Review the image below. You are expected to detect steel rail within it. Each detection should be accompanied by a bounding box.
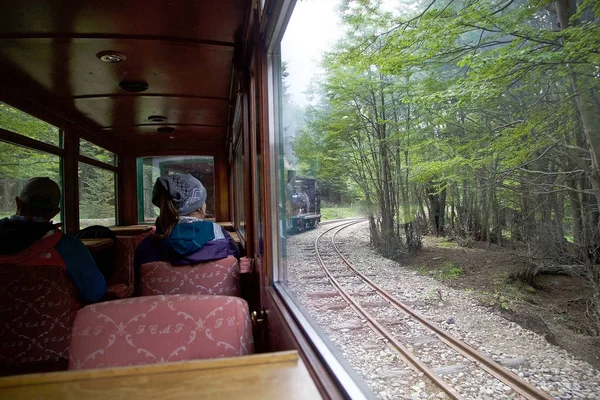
[315,220,464,400]
[330,221,554,400]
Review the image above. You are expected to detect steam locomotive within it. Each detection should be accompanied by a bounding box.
[285,171,321,234]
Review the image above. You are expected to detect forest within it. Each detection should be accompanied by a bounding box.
[291,0,600,328]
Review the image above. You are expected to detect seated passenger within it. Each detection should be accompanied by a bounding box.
[0,177,107,303]
[134,174,244,278]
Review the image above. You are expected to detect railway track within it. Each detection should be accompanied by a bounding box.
[313,219,553,400]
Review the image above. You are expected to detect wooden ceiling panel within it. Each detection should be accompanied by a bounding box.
[68,96,229,129]
[128,125,224,135]
[121,126,226,146]
[0,39,233,98]
[0,0,246,44]
[0,0,251,150]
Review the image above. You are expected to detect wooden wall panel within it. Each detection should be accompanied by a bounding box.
[118,154,138,225]
[215,155,230,223]
[62,128,79,233]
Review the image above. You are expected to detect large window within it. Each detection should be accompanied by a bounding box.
[250,74,264,256]
[80,139,116,166]
[0,102,61,147]
[232,94,246,238]
[0,104,63,224]
[274,1,341,279]
[270,0,600,398]
[78,139,117,228]
[0,103,117,231]
[234,139,246,238]
[0,141,62,223]
[78,162,116,227]
[137,156,215,223]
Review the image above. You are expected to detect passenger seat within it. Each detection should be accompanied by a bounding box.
[139,256,240,297]
[0,265,80,376]
[68,294,253,370]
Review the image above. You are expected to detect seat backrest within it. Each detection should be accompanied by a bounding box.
[108,229,154,299]
[0,265,81,376]
[69,294,254,370]
[140,256,240,297]
[71,225,117,281]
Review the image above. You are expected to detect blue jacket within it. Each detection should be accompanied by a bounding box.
[0,216,107,303]
[134,219,239,275]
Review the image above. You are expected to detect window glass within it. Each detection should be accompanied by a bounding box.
[0,102,61,147]
[137,156,215,223]
[251,76,264,256]
[276,2,335,278]
[234,138,246,238]
[78,162,115,227]
[80,139,116,166]
[0,141,62,223]
[273,0,600,398]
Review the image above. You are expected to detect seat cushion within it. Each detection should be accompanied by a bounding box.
[68,294,253,370]
[140,256,240,297]
[0,265,80,376]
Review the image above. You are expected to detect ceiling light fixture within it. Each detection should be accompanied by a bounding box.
[119,80,149,93]
[157,127,176,134]
[96,51,127,63]
[148,115,167,123]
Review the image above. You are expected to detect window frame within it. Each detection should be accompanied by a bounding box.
[0,98,120,231]
[262,1,376,398]
[0,107,65,225]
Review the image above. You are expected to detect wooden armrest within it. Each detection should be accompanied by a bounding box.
[104,284,129,300]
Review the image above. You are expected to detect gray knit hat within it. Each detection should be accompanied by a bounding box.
[152,174,207,216]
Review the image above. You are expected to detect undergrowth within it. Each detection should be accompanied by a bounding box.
[320,207,362,221]
[418,261,464,281]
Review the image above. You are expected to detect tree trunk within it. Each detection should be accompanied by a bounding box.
[556,0,600,222]
[568,179,583,247]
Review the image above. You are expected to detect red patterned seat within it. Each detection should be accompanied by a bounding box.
[140,256,240,297]
[68,294,254,370]
[0,265,81,376]
[107,229,154,299]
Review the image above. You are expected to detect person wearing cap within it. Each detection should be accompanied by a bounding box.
[134,174,249,280]
[0,177,107,303]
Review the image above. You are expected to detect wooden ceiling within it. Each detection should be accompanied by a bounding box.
[0,0,250,153]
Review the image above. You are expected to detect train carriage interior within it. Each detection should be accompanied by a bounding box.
[1,0,599,399]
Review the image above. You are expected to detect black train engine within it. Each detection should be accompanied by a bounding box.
[285,171,321,234]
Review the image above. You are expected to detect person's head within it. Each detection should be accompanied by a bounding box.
[15,177,61,221]
[151,174,207,237]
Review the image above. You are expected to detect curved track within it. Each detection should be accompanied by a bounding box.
[314,219,554,400]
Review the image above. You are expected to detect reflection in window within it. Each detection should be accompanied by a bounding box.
[234,139,246,238]
[80,139,116,166]
[137,156,215,223]
[0,141,62,223]
[79,162,115,227]
[251,77,264,256]
[0,102,61,147]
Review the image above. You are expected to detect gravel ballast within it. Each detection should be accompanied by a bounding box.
[285,221,600,400]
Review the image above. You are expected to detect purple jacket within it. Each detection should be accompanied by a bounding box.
[134,219,240,279]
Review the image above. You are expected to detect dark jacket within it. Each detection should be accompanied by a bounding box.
[0,216,107,303]
[134,219,239,274]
